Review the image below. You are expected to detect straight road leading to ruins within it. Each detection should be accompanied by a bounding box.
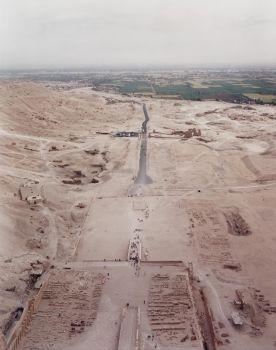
[2,82,276,350]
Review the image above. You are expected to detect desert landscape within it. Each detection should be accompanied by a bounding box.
[0,78,276,350]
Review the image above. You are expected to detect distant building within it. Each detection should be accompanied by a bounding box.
[113,131,139,137]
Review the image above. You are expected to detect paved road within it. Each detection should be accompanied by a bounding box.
[135,104,152,186]
[141,103,149,134]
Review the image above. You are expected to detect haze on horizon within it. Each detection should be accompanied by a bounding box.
[0,0,276,69]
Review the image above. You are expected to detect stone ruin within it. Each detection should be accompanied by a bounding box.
[172,128,201,139]
[19,181,43,206]
[224,211,252,236]
[148,273,202,346]
[128,234,141,264]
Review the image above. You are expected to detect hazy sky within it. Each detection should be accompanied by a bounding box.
[0,0,276,68]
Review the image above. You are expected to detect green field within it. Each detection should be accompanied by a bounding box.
[244,93,276,104]
[7,69,276,105]
[116,74,276,104]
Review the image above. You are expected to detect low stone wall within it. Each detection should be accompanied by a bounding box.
[140,260,184,266]
[6,273,50,350]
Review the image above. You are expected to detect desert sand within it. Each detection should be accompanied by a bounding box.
[0,81,276,350]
